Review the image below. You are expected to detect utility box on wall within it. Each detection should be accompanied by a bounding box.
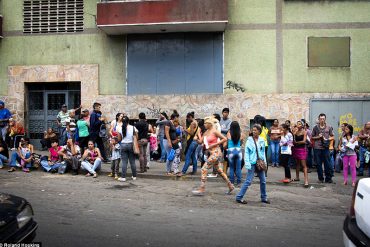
[0,15,3,38]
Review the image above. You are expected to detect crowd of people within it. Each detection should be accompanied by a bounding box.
[1,99,370,204]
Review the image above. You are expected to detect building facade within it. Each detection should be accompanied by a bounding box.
[0,0,370,144]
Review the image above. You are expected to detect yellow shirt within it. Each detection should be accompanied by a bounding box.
[260,126,269,147]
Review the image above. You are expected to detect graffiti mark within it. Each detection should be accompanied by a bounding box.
[146,104,162,119]
[338,113,362,136]
[224,81,246,93]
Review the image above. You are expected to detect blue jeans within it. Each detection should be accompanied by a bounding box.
[9,151,32,168]
[41,160,62,172]
[228,148,242,184]
[0,154,8,167]
[314,148,333,182]
[59,127,67,146]
[236,164,267,202]
[270,140,280,165]
[359,146,367,175]
[159,135,167,161]
[120,143,137,178]
[329,150,335,176]
[163,139,172,173]
[182,140,198,174]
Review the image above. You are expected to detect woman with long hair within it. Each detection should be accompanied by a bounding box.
[236,124,270,204]
[292,120,309,187]
[118,116,138,182]
[164,111,181,175]
[192,116,234,196]
[81,140,102,178]
[226,121,243,186]
[268,119,281,167]
[339,124,358,187]
[279,123,293,183]
[110,113,124,138]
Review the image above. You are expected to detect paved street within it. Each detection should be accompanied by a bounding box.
[0,167,353,247]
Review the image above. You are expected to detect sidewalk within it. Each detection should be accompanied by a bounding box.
[33,150,333,187]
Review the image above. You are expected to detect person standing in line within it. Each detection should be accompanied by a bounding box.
[305,122,313,173]
[76,109,90,153]
[156,112,169,163]
[163,111,180,175]
[226,121,243,187]
[279,124,293,183]
[109,113,124,138]
[135,112,151,173]
[0,101,12,142]
[57,104,80,146]
[339,124,358,186]
[235,124,270,204]
[179,112,201,176]
[335,123,348,173]
[268,119,281,167]
[358,122,370,177]
[117,116,137,182]
[192,116,234,196]
[89,102,107,162]
[108,136,121,180]
[292,120,309,187]
[311,113,334,183]
[220,108,232,174]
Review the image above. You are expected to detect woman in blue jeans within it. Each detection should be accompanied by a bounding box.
[236,124,270,204]
[226,121,243,186]
[118,116,137,182]
[268,119,281,167]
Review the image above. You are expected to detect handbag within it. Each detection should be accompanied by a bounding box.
[133,127,140,155]
[253,138,267,172]
[167,148,176,161]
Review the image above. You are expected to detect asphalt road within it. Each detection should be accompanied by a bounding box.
[1,170,353,247]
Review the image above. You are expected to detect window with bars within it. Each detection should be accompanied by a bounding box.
[23,0,84,34]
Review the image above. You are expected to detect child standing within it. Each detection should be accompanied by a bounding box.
[108,137,121,180]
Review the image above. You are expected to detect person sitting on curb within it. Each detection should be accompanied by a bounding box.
[0,136,9,169]
[40,139,63,173]
[59,138,81,175]
[40,128,57,151]
[8,137,34,173]
[81,140,102,178]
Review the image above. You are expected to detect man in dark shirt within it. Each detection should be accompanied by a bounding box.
[0,101,12,141]
[89,102,107,162]
[358,121,370,176]
[135,112,151,173]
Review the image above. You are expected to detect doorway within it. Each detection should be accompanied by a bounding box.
[26,82,81,149]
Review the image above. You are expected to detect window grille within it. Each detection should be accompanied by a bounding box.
[23,0,84,34]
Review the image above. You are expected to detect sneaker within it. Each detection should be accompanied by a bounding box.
[132,176,137,181]
[22,168,30,173]
[0,165,3,169]
[107,173,114,177]
[207,174,218,178]
[118,177,126,182]
[114,176,119,180]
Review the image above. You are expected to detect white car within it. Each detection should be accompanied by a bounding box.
[343,178,370,247]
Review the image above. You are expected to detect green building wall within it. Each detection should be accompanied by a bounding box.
[1,0,369,96]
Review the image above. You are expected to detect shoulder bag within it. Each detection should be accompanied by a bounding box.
[253,138,267,172]
[132,126,140,155]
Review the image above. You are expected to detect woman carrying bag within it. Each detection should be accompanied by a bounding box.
[236,124,270,204]
[118,116,138,182]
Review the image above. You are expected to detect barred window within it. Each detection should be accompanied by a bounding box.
[24,0,84,34]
